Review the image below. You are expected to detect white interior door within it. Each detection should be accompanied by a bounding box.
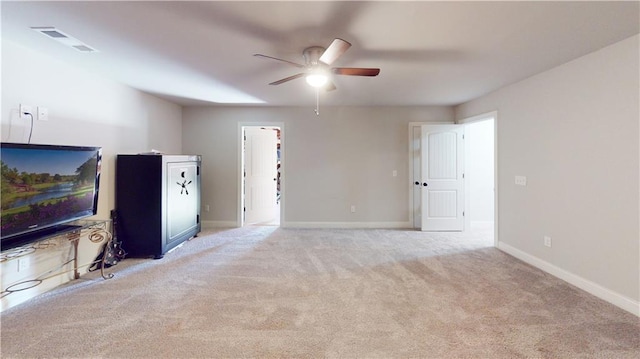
[421,125,465,231]
[244,127,278,225]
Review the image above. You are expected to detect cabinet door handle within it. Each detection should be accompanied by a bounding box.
[423,182,428,187]
[414,181,420,186]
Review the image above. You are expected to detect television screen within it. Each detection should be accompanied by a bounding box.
[1,143,102,248]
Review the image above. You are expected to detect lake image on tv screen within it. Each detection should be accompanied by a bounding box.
[1,148,99,238]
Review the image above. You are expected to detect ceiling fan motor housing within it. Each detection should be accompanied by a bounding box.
[304,46,326,66]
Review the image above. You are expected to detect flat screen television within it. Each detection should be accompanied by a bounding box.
[1,143,102,250]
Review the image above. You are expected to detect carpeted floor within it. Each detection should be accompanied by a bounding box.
[1,226,638,358]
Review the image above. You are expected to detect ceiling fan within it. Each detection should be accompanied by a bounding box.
[254,38,380,91]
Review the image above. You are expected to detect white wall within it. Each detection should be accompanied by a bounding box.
[182,106,453,228]
[456,35,639,314]
[1,40,183,310]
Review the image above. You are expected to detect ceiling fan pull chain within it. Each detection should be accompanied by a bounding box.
[315,88,320,116]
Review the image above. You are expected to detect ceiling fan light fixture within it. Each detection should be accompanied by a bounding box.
[306,73,328,88]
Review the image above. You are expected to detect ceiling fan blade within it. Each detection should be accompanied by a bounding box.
[269,73,305,85]
[254,54,305,68]
[319,38,351,65]
[332,67,380,76]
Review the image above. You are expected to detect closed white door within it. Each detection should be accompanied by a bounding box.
[244,127,278,225]
[421,125,465,231]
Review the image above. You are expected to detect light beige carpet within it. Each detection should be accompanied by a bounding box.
[1,226,638,358]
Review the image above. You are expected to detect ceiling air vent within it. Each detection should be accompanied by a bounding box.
[40,29,68,38]
[72,45,97,53]
[31,27,98,53]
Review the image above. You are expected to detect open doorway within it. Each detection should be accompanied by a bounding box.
[464,116,495,243]
[409,112,496,245]
[240,125,282,227]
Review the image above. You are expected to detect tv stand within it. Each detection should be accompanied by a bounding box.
[0,219,114,302]
[2,224,84,251]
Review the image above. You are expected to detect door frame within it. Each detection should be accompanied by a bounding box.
[408,112,498,246]
[237,122,285,227]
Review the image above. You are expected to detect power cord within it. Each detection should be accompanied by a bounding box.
[23,112,34,144]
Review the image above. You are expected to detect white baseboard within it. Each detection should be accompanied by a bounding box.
[201,220,238,229]
[202,221,413,230]
[470,220,494,226]
[282,221,412,229]
[498,241,639,317]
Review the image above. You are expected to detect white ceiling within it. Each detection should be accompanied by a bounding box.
[2,1,638,107]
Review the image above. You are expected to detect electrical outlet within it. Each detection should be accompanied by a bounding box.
[392,170,397,177]
[350,205,356,213]
[19,104,33,120]
[515,175,527,186]
[544,236,552,248]
[17,258,30,272]
[37,107,49,121]
[204,204,210,212]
